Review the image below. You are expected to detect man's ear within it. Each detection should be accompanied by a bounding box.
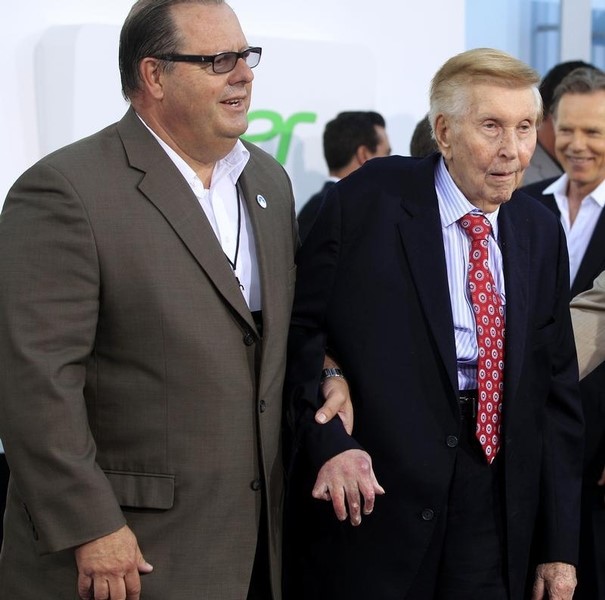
[139,57,166,100]
[434,114,452,159]
[355,144,373,166]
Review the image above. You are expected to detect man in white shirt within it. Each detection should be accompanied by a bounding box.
[522,65,605,600]
[0,1,352,599]
[523,60,595,186]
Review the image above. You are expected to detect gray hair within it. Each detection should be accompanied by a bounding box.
[551,67,605,120]
[428,48,542,138]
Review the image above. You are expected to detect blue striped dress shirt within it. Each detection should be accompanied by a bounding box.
[434,157,506,391]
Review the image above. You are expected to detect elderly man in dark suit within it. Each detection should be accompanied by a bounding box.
[0,1,348,599]
[285,48,583,600]
[522,65,605,600]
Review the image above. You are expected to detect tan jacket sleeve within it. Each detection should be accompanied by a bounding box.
[571,270,605,379]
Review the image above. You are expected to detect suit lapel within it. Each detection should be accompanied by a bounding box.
[239,168,277,334]
[396,161,458,398]
[117,109,255,331]
[541,191,605,297]
[541,193,560,219]
[238,147,296,342]
[498,198,530,405]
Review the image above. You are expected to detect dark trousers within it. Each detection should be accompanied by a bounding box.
[574,482,605,599]
[407,410,508,600]
[574,376,605,600]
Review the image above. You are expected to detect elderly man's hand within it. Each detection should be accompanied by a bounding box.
[75,525,153,600]
[312,449,385,525]
[531,562,576,600]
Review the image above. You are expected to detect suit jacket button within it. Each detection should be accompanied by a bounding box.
[243,332,255,346]
[250,479,262,491]
[446,435,458,448]
[421,508,435,521]
[259,400,267,413]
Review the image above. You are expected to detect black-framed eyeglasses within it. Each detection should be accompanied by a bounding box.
[153,46,262,74]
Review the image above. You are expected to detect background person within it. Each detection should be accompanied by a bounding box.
[522,65,605,600]
[409,112,439,157]
[297,110,390,243]
[523,60,596,185]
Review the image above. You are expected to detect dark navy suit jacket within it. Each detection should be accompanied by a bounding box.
[285,154,584,600]
[296,181,335,243]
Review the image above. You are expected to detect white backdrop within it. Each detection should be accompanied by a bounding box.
[0,1,466,210]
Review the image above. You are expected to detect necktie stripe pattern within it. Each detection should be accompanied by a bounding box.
[459,213,505,463]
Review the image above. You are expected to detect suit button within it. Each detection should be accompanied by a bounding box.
[259,400,267,413]
[243,332,255,346]
[446,435,458,448]
[421,508,435,521]
[250,479,262,491]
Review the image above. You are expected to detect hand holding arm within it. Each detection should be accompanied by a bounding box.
[315,356,353,435]
[75,525,153,600]
[531,562,576,600]
[312,449,385,526]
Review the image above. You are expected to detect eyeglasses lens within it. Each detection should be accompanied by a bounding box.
[213,49,261,74]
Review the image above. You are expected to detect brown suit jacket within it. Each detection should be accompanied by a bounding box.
[0,108,297,599]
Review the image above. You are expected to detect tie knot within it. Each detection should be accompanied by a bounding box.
[459,213,491,241]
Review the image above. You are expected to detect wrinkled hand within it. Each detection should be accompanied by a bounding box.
[313,449,385,526]
[75,524,153,600]
[531,562,576,600]
[315,376,353,435]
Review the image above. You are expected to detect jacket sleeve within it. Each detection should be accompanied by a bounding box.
[538,222,584,565]
[0,162,125,554]
[284,185,362,473]
[571,269,605,379]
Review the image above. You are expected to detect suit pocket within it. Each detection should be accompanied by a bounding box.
[104,470,175,510]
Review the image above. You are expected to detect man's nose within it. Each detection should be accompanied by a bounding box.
[498,129,519,156]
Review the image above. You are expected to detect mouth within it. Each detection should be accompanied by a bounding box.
[566,156,593,166]
[489,170,517,180]
[221,98,246,108]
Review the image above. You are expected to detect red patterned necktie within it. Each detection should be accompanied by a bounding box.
[459,213,505,463]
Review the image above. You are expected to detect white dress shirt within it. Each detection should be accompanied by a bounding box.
[435,157,506,391]
[543,173,605,287]
[139,116,261,311]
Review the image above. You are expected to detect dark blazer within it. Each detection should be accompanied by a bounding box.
[522,177,605,298]
[0,108,297,599]
[296,181,335,243]
[285,154,584,600]
[522,177,605,599]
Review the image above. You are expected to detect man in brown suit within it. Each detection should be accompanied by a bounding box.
[0,1,350,598]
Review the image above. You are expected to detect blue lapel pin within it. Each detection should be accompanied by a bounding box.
[256,194,267,209]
